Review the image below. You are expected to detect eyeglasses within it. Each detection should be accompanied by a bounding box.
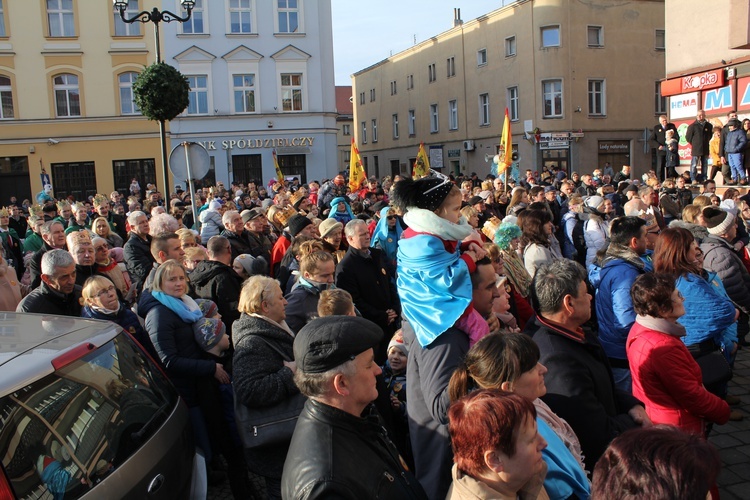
[95,246,108,252]
[96,285,116,298]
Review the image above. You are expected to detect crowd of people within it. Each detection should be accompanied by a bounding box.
[1,148,747,499]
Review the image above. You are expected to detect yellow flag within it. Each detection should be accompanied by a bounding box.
[498,108,512,174]
[349,138,365,192]
[272,149,284,184]
[413,142,430,179]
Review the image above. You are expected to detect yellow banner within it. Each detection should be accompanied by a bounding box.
[413,142,430,179]
[272,149,284,184]
[498,108,512,174]
[349,138,366,192]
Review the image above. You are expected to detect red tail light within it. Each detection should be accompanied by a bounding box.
[0,467,15,498]
[52,343,95,370]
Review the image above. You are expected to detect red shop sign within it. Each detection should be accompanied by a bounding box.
[681,69,725,92]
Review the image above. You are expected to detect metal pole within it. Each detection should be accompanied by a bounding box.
[153,22,170,197]
[184,142,199,231]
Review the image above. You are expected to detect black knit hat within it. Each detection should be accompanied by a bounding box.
[294,316,383,374]
[391,175,455,212]
[287,214,312,237]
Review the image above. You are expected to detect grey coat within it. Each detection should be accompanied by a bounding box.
[701,234,750,313]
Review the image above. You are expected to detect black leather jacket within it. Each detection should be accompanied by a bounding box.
[281,399,427,500]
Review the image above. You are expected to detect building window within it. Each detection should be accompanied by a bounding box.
[655,81,667,114]
[505,36,516,57]
[281,73,303,111]
[390,80,397,96]
[407,74,414,90]
[507,86,518,122]
[447,56,455,78]
[0,75,13,119]
[359,92,365,105]
[229,0,253,34]
[430,104,439,133]
[392,114,399,139]
[369,88,375,102]
[113,158,156,197]
[233,74,256,113]
[113,3,140,36]
[52,161,97,201]
[479,93,490,126]
[276,153,307,183]
[232,154,262,186]
[47,0,75,37]
[448,99,458,130]
[542,79,563,118]
[372,119,378,142]
[118,72,140,115]
[0,1,6,37]
[276,0,299,33]
[655,29,665,50]
[587,26,603,47]
[541,25,560,48]
[408,109,415,136]
[342,123,351,136]
[182,0,204,34]
[428,63,436,83]
[53,74,80,117]
[588,79,606,116]
[477,48,487,66]
[186,75,209,115]
[361,121,367,143]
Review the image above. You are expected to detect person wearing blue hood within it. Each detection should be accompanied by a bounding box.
[327,196,354,225]
[371,205,403,280]
[588,216,650,392]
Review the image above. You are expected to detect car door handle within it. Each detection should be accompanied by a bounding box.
[147,473,165,494]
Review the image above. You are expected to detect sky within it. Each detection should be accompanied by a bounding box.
[331,1,504,85]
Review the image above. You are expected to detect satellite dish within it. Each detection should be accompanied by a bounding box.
[169,142,210,181]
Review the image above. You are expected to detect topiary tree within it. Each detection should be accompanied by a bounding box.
[133,62,190,122]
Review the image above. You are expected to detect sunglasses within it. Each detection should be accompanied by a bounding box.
[386,215,396,220]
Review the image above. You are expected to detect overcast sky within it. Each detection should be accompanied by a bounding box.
[331,1,502,85]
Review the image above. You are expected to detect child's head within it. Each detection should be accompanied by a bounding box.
[665,129,674,138]
[195,299,221,319]
[317,288,355,317]
[391,175,462,223]
[387,330,408,372]
[193,317,230,356]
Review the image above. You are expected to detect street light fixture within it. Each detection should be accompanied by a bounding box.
[113,0,195,196]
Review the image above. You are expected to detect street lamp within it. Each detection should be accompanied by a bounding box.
[113,0,195,196]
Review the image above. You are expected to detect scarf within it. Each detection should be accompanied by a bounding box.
[500,248,532,297]
[635,314,686,337]
[91,304,121,316]
[403,208,473,241]
[152,291,203,323]
[534,398,587,474]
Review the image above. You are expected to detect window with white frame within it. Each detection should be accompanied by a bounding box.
[447,57,455,78]
[541,25,560,48]
[229,0,254,34]
[342,123,350,136]
[359,92,365,105]
[233,74,256,113]
[186,75,209,115]
[543,79,563,118]
[118,72,140,115]
[407,74,414,90]
[587,26,603,47]
[0,1,6,37]
[54,73,80,117]
[0,75,13,119]
[655,81,667,114]
[655,29,665,50]
[369,88,375,102]
[372,119,378,142]
[428,63,436,83]
[47,0,75,37]
[392,114,399,139]
[477,48,487,66]
[448,100,458,130]
[479,93,490,126]
[588,79,605,115]
[181,0,205,34]
[430,104,439,133]
[113,3,140,36]
[505,36,516,57]
[408,109,415,136]
[507,86,519,121]
[276,0,300,33]
[280,73,303,111]
[361,121,367,143]
[390,80,397,96]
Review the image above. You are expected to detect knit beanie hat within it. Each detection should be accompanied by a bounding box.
[195,298,218,318]
[387,330,408,357]
[193,317,227,356]
[318,218,343,239]
[209,200,222,211]
[234,254,268,277]
[287,214,312,237]
[703,206,736,235]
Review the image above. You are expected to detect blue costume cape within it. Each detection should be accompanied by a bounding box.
[537,418,591,500]
[327,197,354,225]
[371,206,403,265]
[397,233,472,347]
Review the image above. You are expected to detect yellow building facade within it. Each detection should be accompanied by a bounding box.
[0,0,164,204]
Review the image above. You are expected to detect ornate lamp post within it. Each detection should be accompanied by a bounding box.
[113,0,195,196]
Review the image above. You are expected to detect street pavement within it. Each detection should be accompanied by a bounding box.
[207,345,750,500]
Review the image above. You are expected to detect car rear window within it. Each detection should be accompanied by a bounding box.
[0,330,178,499]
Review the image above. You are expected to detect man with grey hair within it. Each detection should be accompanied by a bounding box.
[123,210,154,297]
[29,220,68,288]
[221,209,252,261]
[525,259,649,471]
[17,249,82,316]
[335,219,400,363]
[282,315,427,499]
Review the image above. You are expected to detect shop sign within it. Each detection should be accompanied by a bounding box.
[538,132,570,150]
[703,83,734,114]
[682,70,724,92]
[669,92,699,119]
[737,77,750,111]
[447,149,461,158]
[429,146,444,168]
[598,141,629,152]
[195,136,316,151]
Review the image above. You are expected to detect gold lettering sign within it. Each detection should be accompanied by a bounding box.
[212,137,315,151]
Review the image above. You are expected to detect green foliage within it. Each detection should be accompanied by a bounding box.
[133,62,190,122]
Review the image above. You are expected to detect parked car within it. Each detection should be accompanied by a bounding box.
[0,312,206,499]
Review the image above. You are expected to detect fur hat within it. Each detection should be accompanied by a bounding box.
[703,206,736,235]
[287,214,312,237]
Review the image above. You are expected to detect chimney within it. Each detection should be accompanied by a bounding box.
[453,8,463,27]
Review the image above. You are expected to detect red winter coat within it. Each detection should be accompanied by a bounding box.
[627,319,730,435]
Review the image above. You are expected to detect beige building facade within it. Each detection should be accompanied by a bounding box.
[0,0,163,205]
[352,0,665,181]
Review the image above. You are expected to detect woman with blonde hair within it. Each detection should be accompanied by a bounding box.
[175,227,199,249]
[92,216,123,248]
